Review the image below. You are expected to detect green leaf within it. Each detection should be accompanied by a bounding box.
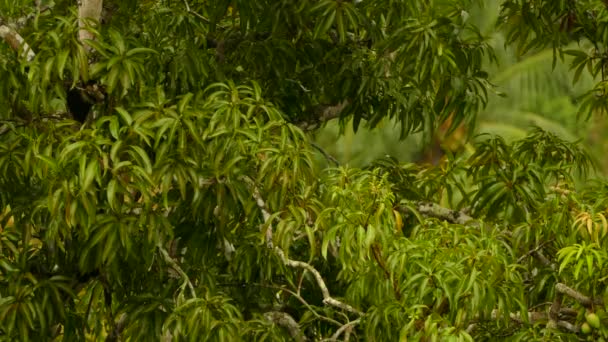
[107,178,118,211]
[106,67,120,94]
[314,8,336,39]
[125,47,158,57]
[56,49,69,79]
[336,9,346,43]
[115,107,133,126]
[178,93,194,114]
[129,145,152,174]
[81,158,99,191]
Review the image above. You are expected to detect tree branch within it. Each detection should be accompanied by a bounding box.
[555,282,603,307]
[548,287,563,328]
[532,250,554,268]
[182,0,210,23]
[245,176,364,317]
[327,319,361,342]
[220,281,347,331]
[484,308,579,333]
[482,284,603,334]
[276,249,364,316]
[250,283,343,327]
[397,201,477,226]
[105,313,127,342]
[158,245,196,298]
[297,101,350,131]
[264,311,306,342]
[78,0,103,48]
[0,25,35,61]
[516,239,555,264]
[311,142,340,166]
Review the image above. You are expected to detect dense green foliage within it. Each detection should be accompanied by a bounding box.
[2,0,608,341]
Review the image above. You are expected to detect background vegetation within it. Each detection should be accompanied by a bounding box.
[1,0,608,341]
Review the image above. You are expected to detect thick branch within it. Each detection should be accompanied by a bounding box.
[297,101,350,131]
[78,0,103,47]
[398,202,477,226]
[548,289,562,328]
[533,250,554,268]
[555,283,603,307]
[0,25,35,61]
[264,311,306,342]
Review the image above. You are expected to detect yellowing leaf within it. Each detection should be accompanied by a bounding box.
[393,209,403,233]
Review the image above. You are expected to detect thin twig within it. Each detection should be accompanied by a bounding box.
[219,282,344,327]
[158,245,196,298]
[182,0,210,22]
[311,142,340,166]
[516,238,555,264]
[326,319,361,341]
[244,176,364,317]
[258,284,343,327]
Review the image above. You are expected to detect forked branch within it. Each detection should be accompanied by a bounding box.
[245,176,364,317]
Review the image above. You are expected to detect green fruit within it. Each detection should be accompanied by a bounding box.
[586,313,601,329]
[581,322,592,334]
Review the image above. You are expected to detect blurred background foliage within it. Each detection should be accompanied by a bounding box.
[314,0,608,174]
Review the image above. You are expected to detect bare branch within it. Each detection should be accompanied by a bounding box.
[0,2,53,62]
[532,250,554,268]
[78,0,103,48]
[481,284,603,334]
[516,239,555,264]
[245,176,364,317]
[490,309,547,324]
[327,319,361,341]
[548,288,562,327]
[182,0,210,23]
[0,25,35,61]
[486,308,579,333]
[556,320,579,333]
[398,202,477,226]
[264,311,306,342]
[311,142,340,166]
[297,101,350,131]
[277,249,364,316]
[251,283,343,327]
[555,282,603,307]
[158,245,196,298]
